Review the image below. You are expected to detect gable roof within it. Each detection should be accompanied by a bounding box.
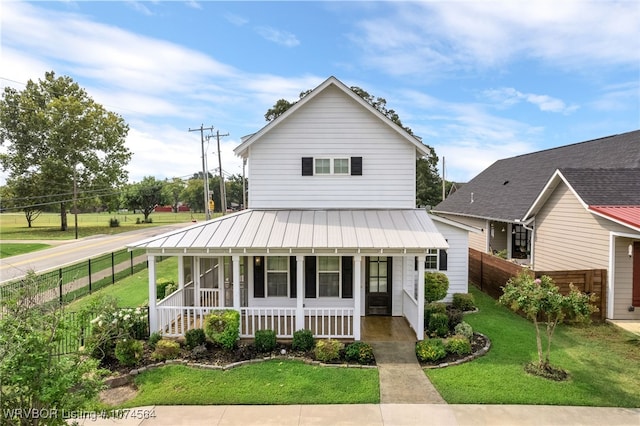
[233,76,431,158]
[433,130,640,222]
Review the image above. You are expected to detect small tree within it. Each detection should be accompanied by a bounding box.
[499,271,597,377]
[0,272,106,425]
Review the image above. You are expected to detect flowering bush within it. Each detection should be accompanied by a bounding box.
[499,271,597,374]
[416,338,446,362]
[86,304,148,361]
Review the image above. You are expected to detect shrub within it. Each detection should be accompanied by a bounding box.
[344,342,375,364]
[109,218,120,228]
[454,321,473,341]
[416,339,446,362]
[424,302,447,327]
[86,304,149,360]
[424,272,449,303]
[254,329,277,353]
[292,329,315,352]
[148,331,162,349]
[445,335,472,356]
[452,293,476,311]
[164,280,178,296]
[151,339,181,361]
[136,217,142,224]
[446,307,464,332]
[314,339,344,363]
[203,309,240,351]
[185,328,206,350]
[428,312,449,337]
[156,279,170,300]
[114,339,144,366]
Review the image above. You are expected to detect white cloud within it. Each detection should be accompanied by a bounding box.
[352,1,640,76]
[483,88,579,114]
[224,12,248,26]
[255,26,300,47]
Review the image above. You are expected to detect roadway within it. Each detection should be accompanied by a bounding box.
[0,223,191,284]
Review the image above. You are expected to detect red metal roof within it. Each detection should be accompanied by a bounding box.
[589,206,640,229]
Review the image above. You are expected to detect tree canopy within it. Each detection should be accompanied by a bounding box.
[264,84,443,207]
[0,71,131,230]
[123,176,167,222]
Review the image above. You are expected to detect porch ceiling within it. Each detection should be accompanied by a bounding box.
[127,209,449,255]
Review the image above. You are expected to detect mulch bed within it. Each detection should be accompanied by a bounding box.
[418,333,491,368]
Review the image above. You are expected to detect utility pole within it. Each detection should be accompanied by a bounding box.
[188,124,215,220]
[216,130,229,215]
[442,156,446,202]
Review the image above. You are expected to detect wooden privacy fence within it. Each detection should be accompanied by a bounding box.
[469,248,606,320]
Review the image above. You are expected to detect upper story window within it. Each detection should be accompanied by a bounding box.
[314,158,349,175]
[302,157,362,176]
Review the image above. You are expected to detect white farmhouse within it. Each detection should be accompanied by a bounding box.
[128,76,474,340]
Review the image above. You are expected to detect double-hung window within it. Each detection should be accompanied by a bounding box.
[425,249,438,270]
[266,256,288,297]
[318,256,340,297]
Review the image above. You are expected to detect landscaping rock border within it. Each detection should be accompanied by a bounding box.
[104,355,376,389]
[423,332,491,369]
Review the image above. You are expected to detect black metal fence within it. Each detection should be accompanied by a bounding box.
[0,248,149,307]
[57,307,150,356]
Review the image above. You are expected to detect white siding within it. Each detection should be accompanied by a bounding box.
[613,237,640,320]
[533,183,629,271]
[437,214,486,253]
[247,85,417,209]
[432,221,470,301]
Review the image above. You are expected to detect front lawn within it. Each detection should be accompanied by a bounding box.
[426,286,640,407]
[0,242,50,258]
[66,257,178,310]
[121,361,379,406]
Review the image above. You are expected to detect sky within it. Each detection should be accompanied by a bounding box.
[1,0,639,186]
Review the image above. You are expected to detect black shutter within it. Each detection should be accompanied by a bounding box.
[253,256,265,298]
[302,157,313,176]
[351,157,362,175]
[304,256,316,298]
[341,256,353,298]
[290,256,297,298]
[439,250,448,271]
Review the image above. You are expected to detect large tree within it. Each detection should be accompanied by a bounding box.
[0,71,131,230]
[123,176,166,222]
[264,85,443,207]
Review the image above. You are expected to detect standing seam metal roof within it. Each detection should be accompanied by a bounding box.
[127,209,449,253]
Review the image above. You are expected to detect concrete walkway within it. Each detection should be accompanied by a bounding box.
[73,404,640,425]
[371,341,445,404]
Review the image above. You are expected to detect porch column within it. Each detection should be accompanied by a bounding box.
[296,255,305,330]
[194,257,201,307]
[178,256,185,290]
[218,257,225,307]
[232,255,241,310]
[353,255,362,340]
[417,255,426,340]
[148,255,158,334]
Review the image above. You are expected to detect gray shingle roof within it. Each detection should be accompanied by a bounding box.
[433,130,640,222]
[560,168,640,206]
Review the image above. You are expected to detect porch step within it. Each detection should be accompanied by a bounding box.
[371,342,446,404]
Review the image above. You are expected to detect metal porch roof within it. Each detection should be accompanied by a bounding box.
[128,209,449,254]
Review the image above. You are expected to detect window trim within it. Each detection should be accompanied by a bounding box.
[317,256,341,298]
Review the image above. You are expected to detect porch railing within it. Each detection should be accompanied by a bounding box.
[304,308,354,338]
[240,307,297,338]
[200,288,219,307]
[153,305,354,339]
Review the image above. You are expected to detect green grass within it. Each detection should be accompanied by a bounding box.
[0,212,208,240]
[0,242,51,258]
[426,286,640,407]
[66,257,178,310]
[120,361,379,407]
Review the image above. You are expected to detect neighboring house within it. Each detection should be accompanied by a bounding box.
[128,76,474,340]
[433,130,640,320]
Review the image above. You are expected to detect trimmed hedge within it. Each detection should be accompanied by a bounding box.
[203,309,240,351]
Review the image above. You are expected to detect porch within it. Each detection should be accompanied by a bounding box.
[155,285,416,341]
